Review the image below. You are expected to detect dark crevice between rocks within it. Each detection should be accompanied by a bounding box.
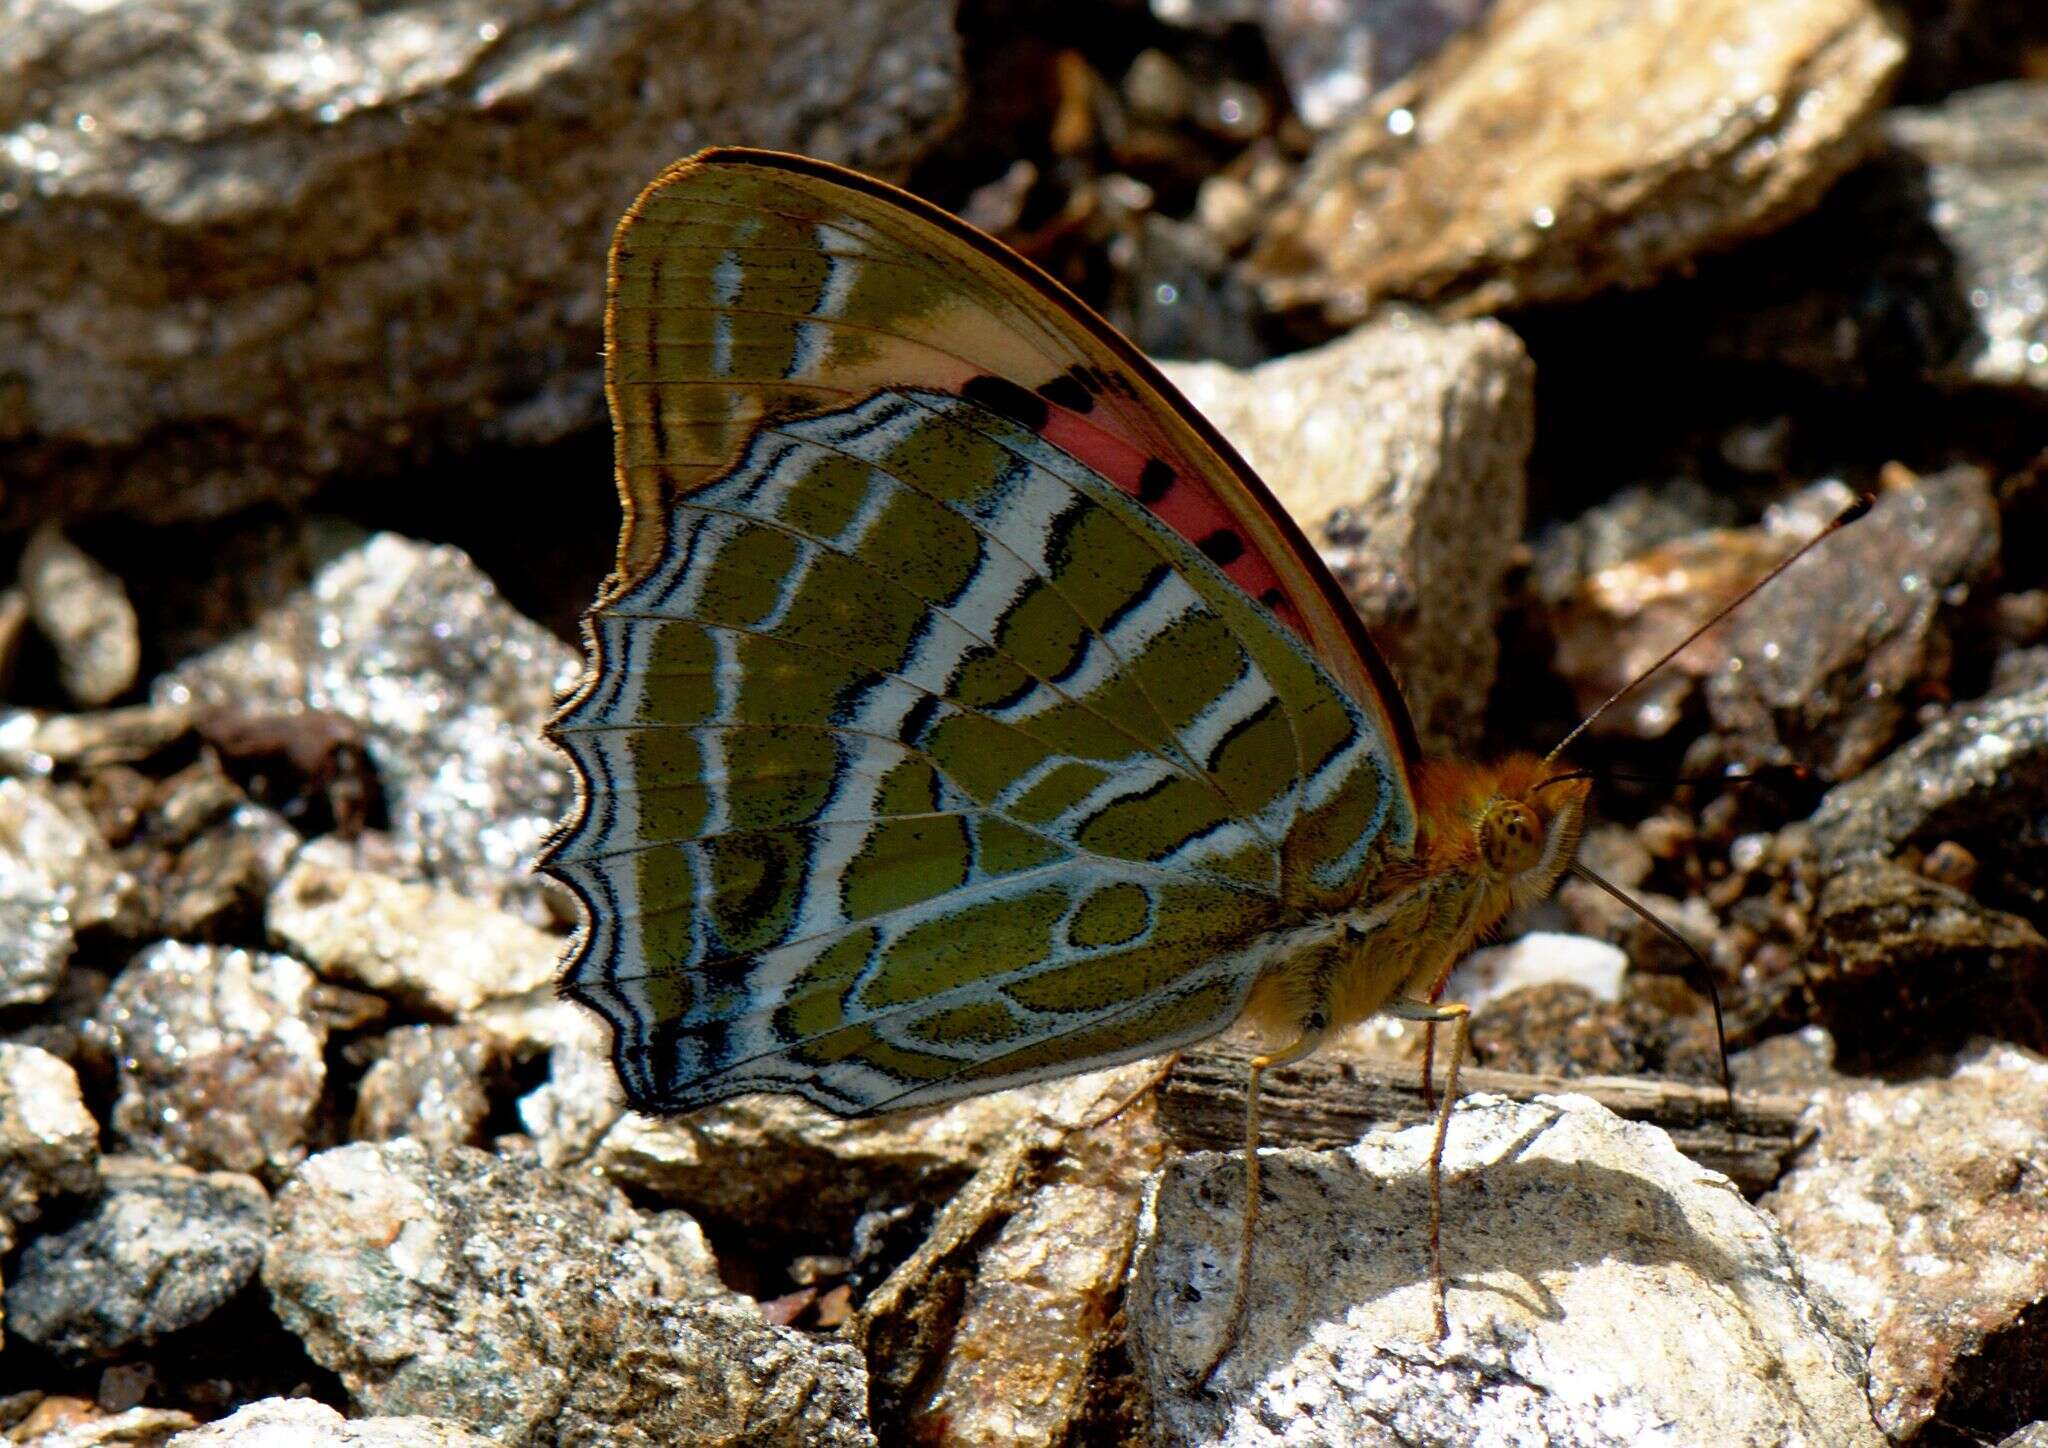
[1918,1295,2048,1448]
[0,1283,345,1428]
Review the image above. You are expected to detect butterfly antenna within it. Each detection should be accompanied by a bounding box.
[1569,863,1735,1119]
[1544,495,1873,764]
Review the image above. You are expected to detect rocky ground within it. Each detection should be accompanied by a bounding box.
[0,1,2046,1444]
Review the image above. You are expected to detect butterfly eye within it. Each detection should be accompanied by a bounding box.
[1480,801,1544,876]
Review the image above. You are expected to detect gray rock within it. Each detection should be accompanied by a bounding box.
[1763,1042,2048,1440]
[501,998,624,1167]
[91,943,328,1179]
[158,534,579,917]
[1809,676,2048,914]
[19,525,140,707]
[1250,0,1905,322]
[1704,467,2000,778]
[1806,857,2046,1070]
[265,1140,869,1446]
[151,800,301,943]
[1156,0,1493,129]
[7,1157,270,1362]
[268,858,560,1016]
[1701,82,2048,393]
[351,1026,496,1150]
[0,0,962,529]
[1160,309,1533,747]
[1129,1094,1881,1447]
[0,777,131,1007]
[165,1398,498,1446]
[1113,214,1263,367]
[1893,83,2048,390]
[1999,1427,2048,1448]
[0,1044,99,1255]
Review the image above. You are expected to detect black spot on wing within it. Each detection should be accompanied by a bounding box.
[1036,374,1095,414]
[1259,587,1285,608]
[1137,458,1175,505]
[1198,529,1245,566]
[961,375,1050,433]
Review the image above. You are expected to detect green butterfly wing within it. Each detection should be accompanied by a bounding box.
[541,153,1417,1116]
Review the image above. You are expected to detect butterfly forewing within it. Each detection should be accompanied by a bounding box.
[544,151,1418,1116]
[602,150,1417,765]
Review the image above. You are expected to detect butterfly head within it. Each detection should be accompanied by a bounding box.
[1415,754,1591,914]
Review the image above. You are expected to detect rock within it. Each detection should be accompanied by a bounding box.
[90,943,328,1179]
[0,587,30,696]
[1809,676,2048,915]
[1806,857,2047,1070]
[0,0,962,529]
[1129,1093,1881,1446]
[158,534,580,918]
[1546,511,1798,741]
[1704,467,1999,778]
[1695,82,2048,393]
[23,705,194,771]
[854,1063,1165,1447]
[1731,1023,1848,1091]
[150,800,300,943]
[1530,477,1745,609]
[351,1026,498,1151]
[1160,310,1533,746]
[2000,1427,2048,1448]
[1447,930,1628,1009]
[588,1057,1161,1243]
[20,525,141,707]
[1873,83,2048,392]
[1111,215,1264,366]
[1546,469,1998,767]
[1763,1042,2048,1440]
[0,777,130,1007]
[10,1404,197,1447]
[504,1000,626,1166]
[164,1398,498,1446]
[266,1140,870,1446]
[1155,0,1493,129]
[0,1044,100,1255]
[1249,0,1905,323]
[1468,977,1723,1082]
[268,859,559,1017]
[6,1158,271,1362]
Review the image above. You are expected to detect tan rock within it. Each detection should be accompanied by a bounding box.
[1161,310,1532,747]
[1251,0,1906,321]
[855,1063,1166,1447]
[268,858,559,1017]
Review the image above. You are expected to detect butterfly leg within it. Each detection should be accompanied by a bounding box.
[1419,1021,1438,1111]
[1386,996,1472,1341]
[1197,1022,1327,1387]
[1076,1050,1182,1132]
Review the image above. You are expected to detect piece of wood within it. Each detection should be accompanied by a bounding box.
[1157,1041,1814,1196]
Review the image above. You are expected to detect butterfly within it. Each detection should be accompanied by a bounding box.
[538,146,1593,1374]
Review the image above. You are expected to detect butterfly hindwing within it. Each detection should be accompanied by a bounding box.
[544,152,1419,1115]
